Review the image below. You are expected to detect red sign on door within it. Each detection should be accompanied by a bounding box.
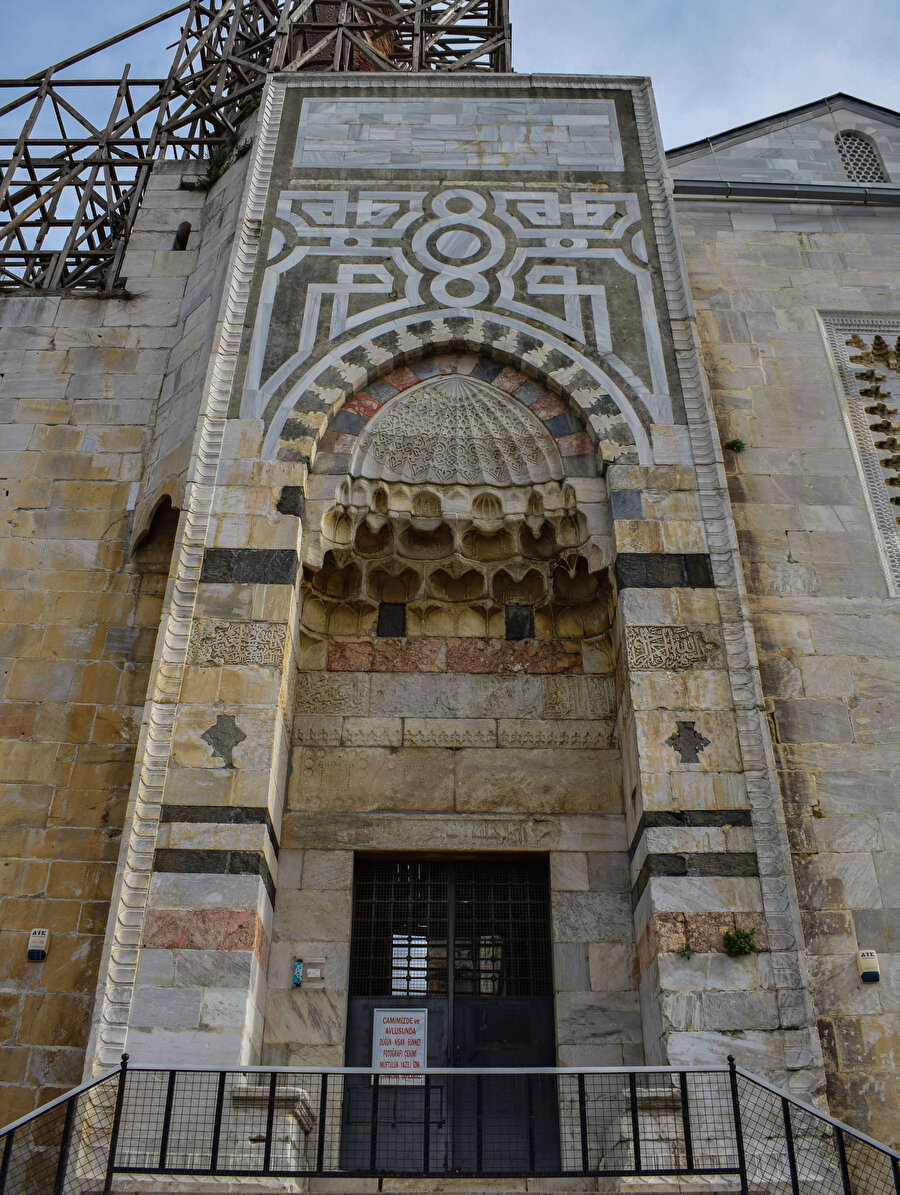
[372,1009,427,1085]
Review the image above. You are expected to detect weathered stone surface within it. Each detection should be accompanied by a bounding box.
[455,749,621,813]
[370,673,543,719]
[292,747,455,811]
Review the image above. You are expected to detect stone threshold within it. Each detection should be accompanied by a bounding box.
[110,1174,747,1194]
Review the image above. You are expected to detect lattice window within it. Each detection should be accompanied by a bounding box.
[819,312,900,595]
[834,130,889,184]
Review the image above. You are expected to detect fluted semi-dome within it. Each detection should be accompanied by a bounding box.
[349,375,566,487]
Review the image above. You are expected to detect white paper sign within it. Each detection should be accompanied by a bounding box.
[372,1009,427,1084]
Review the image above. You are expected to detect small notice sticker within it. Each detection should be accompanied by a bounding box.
[372,1009,427,1085]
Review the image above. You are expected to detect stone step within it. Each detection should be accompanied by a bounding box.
[109,1175,748,1195]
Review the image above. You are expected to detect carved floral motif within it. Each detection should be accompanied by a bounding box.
[625,624,720,671]
[188,620,287,667]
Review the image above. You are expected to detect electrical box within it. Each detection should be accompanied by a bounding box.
[857,950,880,983]
[27,929,49,961]
[303,959,325,989]
[293,957,325,989]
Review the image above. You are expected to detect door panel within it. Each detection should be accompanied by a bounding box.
[343,857,559,1175]
[452,997,559,1173]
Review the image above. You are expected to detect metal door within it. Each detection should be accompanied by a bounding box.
[342,857,559,1175]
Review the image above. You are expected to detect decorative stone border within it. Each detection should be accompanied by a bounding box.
[818,310,900,596]
[265,315,647,468]
[86,79,288,1074]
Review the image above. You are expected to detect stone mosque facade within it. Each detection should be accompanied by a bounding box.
[1,60,899,1159]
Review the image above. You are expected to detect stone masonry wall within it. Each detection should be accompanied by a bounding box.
[674,195,900,1144]
[0,153,246,1123]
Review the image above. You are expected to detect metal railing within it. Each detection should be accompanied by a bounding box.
[1,1056,898,1193]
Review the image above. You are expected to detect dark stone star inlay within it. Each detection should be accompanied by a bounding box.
[666,720,711,764]
[201,714,247,769]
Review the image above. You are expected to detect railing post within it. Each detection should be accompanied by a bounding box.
[262,1072,277,1174]
[103,1052,129,1195]
[476,1073,483,1174]
[208,1071,227,1174]
[369,1074,380,1174]
[0,1128,12,1195]
[679,1072,695,1173]
[727,1056,749,1195]
[578,1073,589,1174]
[53,1089,77,1195]
[891,1154,900,1195]
[316,1073,328,1174]
[628,1071,642,1173]
[835,1128,853,1195]
[526,1074,536,1174]
[158,1070,177,1170]
[781,1096,800,1195]
[422,1073,431,1175]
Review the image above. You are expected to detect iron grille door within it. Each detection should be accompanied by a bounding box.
[344,857,559,1175]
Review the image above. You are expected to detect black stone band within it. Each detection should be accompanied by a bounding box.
[200,548,298,585]
[159,805,279,856]
[631,851,759,908]
[627,809,753,860]
[615,553,714,589]
[153,848,276,906]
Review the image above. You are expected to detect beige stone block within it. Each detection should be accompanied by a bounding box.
[581,634,615,675]
[455,749,621,813]
[550,852,589,891]
[614,519,664,553]
[274,888,351,943]
[643,876,763,914]
[619,589,679,624]
[6,660,76,703]
[342,717,402,747]
[403,718,496,748]
[291,747,454,812]
[301,851,353,892]
[178,666,221,705]
[217,666,284,706]
[263,989,345,1049]
[588,942,636,991]
[627,673,688,711]
[33,703,95,745]
[683,670,734,710]
[662,520,708,554]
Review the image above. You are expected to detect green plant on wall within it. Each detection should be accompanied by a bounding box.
[182,139,252,193]
[722,927,756,957]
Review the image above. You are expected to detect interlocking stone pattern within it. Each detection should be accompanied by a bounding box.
[0,77,898,1154]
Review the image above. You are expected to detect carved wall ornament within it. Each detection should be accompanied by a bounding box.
[350,375,564,487]
[625,624,722,671]
[819,311,900,595]
[188,620,288,667]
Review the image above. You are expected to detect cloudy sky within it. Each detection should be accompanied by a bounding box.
[0,0,897,147]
